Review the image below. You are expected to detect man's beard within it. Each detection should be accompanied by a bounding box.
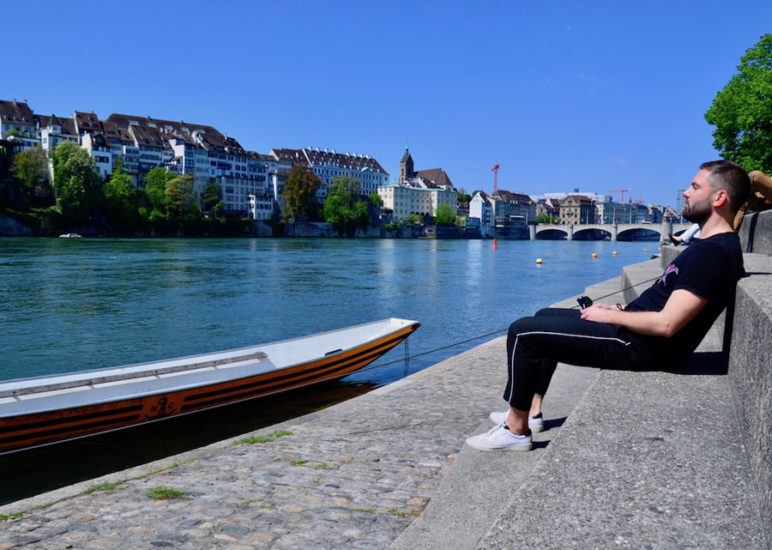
[682,195,712,224]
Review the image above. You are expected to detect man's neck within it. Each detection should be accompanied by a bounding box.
[698,214,735,239]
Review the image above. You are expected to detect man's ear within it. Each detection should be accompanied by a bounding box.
[713,189,729,207]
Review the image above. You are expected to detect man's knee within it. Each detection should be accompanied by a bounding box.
[508,317,526,338]
[508,316,536,343]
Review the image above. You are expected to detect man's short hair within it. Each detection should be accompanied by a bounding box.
[700,160,751,213]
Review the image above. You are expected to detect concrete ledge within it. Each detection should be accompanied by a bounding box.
[728,253,772,542]
[478,327,764,549]
[475,252,768,548]
[660,243,681,269]
[739,209,772,255]
[654,227,772,544]
[621,258,662,303]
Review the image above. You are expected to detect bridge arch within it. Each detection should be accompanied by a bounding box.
[572,228,612,241]
[534,228,568,240]
[616,227,661,241]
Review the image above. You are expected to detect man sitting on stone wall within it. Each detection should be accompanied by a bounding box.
[467,160,750,451]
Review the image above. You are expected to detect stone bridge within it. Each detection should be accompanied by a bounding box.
[529,221,691,242]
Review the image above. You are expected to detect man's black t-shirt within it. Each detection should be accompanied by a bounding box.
[625,232,744,360]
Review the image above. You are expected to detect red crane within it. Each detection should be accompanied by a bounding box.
[492,161,500,192]
[609,188,629,203]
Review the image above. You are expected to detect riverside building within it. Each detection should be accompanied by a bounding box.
[0,98,287,219]
[490,189,536,224]
[270,147,389,203]
[378,147,458,223]
[469,191,494,237]
[0,100,38,150]
[38,115,78,153]
[559,194,595,224]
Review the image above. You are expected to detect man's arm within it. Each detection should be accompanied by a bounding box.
[580,289,707,338]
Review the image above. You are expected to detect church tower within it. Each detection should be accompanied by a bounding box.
[399,145,414,184]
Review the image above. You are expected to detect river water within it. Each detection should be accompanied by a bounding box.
[1,236,661,502]
[0,236,659,384]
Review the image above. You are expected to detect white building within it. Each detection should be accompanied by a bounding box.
[38,115,78,153]
[381,146,458,222]
[378,184,457,222]
[469,191,494,237]
[0,100,39,150]
[103,113,278,216]
[81,132,114,179]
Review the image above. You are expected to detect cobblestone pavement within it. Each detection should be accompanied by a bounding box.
[0,339,506,549]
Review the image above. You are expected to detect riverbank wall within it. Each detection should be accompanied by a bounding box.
[0,214,651,241]
[730,210,772,541]
[1,212,770,548]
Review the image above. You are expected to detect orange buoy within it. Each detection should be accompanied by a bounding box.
[536,258,543,264]
[613,251,618,256]
[591,253,598,259]
[493,238,497,250]
[643,248,648,253]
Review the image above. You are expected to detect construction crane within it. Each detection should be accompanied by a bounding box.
[609,188,629,203]
[492,161,500,193]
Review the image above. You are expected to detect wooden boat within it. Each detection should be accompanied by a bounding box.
[0,318,419,455]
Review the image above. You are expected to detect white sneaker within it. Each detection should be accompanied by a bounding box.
[489,411,544,433]
[466,424,532,452]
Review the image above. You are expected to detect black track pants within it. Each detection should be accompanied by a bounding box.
[503,308,652,411]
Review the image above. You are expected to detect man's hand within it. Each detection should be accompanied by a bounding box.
[580,303,618,323]
[579,290,708,338]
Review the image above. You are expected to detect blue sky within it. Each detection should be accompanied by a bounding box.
[4,0,771,207]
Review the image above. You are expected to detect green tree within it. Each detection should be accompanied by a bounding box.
[457,188,473,204]
[434,203,456,225]
[104,158,138,233]
[368,192,382,207]
[705,34,772,173]
[51,141,78,180]
[142,167,175,219]
[283,164,321,220]
[11,145,49,204]
[201,178,224,217]
[323,176,369,236]
[407,213,422,225]
[52,141,103,223]
[164,174,198,220]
